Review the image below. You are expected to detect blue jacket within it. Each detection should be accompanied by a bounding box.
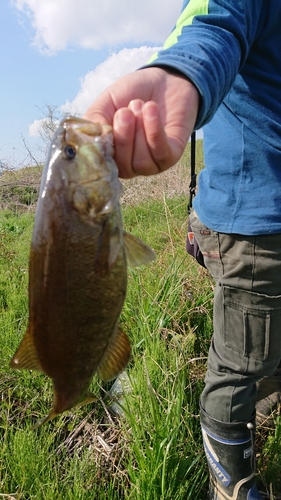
[147,0,281,235]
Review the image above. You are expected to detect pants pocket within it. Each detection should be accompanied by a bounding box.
[189,211,222,281]
[223,285,281,362]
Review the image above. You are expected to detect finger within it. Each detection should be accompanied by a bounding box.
[142,102,174,171]
[128,100,160,176]
[83,96,116,126]
[128,100,175,175]
[113,108,136,178]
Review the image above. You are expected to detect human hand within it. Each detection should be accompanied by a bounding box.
[83,67,199,178]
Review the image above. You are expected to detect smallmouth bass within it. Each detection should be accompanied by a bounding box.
[10,117,155,428]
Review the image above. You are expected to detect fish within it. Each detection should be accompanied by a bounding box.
[10,117,155,428]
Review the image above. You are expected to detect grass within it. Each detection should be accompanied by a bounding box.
[0,141,280,499]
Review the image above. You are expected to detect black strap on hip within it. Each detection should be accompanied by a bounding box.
[187,131,196,215]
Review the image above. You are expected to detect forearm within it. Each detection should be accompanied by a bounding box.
[144,0,264,128]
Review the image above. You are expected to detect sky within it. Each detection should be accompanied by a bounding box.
[0,0,184,168]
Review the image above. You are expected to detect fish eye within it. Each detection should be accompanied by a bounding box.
[64,145,76,160]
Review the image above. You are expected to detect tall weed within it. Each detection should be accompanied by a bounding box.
[0,165,280,498]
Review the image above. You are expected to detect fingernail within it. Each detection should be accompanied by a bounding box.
[114,109,132,129]
[115,115,126,129]
[128,99,143,114]
[144,102,158,121]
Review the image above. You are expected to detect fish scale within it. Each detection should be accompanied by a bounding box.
[10,117,155,428]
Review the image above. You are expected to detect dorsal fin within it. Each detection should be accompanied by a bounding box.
[97,326,131,382]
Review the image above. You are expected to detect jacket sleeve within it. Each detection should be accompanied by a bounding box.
[145,0,264,129]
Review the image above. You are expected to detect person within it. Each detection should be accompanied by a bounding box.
[84,1,281,498]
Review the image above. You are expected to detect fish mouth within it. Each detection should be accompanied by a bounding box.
[63,116,112,138]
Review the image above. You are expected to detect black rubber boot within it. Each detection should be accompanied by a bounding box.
[200,405,262,500]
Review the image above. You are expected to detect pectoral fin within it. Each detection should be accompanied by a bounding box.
[109,231,122,266]
[97,327,131,382]
[10,328,43,372]
[123,231,156,267]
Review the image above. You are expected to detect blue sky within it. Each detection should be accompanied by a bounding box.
[0,0,184,168]
[0,2,107,166]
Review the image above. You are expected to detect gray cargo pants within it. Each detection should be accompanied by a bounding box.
[189,211,281,422]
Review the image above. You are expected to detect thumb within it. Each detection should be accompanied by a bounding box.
[83,94,116,126]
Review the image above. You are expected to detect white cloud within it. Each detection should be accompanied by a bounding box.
[29,118,44,137]
[29,117,60,138]
[28,46,159,136]
[61,46,161,115]
[12,0,182,54]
